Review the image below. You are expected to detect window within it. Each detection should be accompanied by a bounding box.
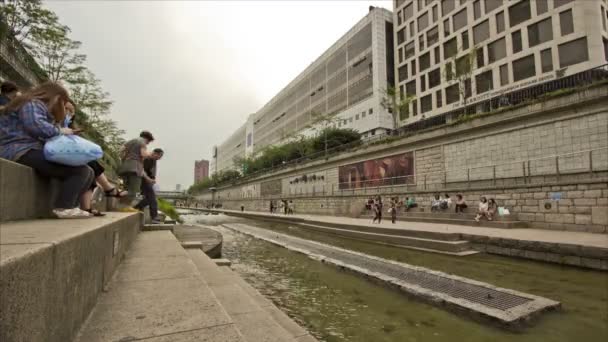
[528,18,553,47]
[554,0,574,8]
[436,90,443,108]
[464,79,472,99]
[474,1,482,20]
[558,37,589,68]
[404,3,414,21]
[445,84,459,104]
[399,65,408,81]
[427,26,439,46]
[444,18,450,36]
[512,54,536,81]
[421,94,433,113]
[444,37,457,59]
[560,10,574,36]
[536,0,548,14]
[397,28,405,45]
[473,20,490,44]
[496,11,505,33]
[419,35,425,50]
[453,8,468,32]
[488,37,506,63]
[462,31,470,50]
[410,21,416,37]
[512,30,522,53]
[406,80,417,96]
[412,100,418,116]
[399,47,404,63]
[456,55,472,76]
[412,59,417,76]
[485,0,503,13]
[405,41,416,59]
[434,46,440,64]
[445,62,454,80]
[429,68,441,88]
[432,5,438,22]
[442,0,456,16]
[420,52,431,71]
[476,48,485,67]
[418,12,429,31]
[475,70,493,93]
[355,114,359,120]
[508,0,531,27]
[541,48,553,72]
[369,108,373,114]
[349,118,353,123]
[421,74,426,92]
[499,64,509,85]
[362,111,366,118]
[605,38,608,62]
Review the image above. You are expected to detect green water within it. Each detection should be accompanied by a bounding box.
[186,213,608,342]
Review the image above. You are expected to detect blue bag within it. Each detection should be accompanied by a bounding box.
[44,135,103,166]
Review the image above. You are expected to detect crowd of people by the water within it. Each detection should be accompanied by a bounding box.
[269,199,294,215]
[0,81,164,221]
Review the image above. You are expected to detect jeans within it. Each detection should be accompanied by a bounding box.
[17,149,94,209]
[120,172,142,205]
[135,181,158,218]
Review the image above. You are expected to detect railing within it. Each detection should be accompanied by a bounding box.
[197,147,608,201]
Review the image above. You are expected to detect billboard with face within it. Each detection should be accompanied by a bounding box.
[338,152,414,189]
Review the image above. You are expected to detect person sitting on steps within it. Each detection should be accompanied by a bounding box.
[455,194,467,214]
[474,197,489,222]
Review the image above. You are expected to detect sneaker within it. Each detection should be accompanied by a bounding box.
[119,207,140,213]
[150,219,162,224]
[53,208,93,219]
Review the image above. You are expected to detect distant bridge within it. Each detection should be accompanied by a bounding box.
[156,191,189,200]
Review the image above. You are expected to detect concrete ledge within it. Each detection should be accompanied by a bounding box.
[0,213,141,342]
[214,259,232,266]
[181,241,203,249]
[142,223,174,232]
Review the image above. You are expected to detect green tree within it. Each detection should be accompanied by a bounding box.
[443,45,478,107]
[381,85,416,126]
[30,23,86,82]
[310,111,341,157]
[0,0,59,44]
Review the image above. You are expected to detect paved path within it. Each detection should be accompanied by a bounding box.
[190,209,608,249]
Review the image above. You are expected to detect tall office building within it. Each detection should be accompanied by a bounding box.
[212,7,395,174]
[392,0,608,125]
[194,159,210,183]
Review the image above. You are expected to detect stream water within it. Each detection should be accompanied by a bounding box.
[182,212,608,342]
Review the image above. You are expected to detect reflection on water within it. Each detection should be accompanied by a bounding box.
[182,212,608,342]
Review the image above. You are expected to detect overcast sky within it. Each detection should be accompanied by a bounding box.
[45,0,392,190]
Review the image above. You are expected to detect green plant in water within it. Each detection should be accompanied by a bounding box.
[157,198,183,223]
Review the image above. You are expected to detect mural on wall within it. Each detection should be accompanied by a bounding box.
[338,152,414,189]
[260,179,282,196]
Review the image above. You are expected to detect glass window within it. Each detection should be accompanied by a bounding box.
[536,0,548,14]
[605,38,608,62]
[444,37,458,59]
[512,30,522,53]
[456,55,472,76]
[429,68,441,88]
[413,99,418,116]
[512,54,536,81]
[500,64,509,85]
[558,37,589,68]
[554,0,574,8]
[446,84,459,104]
[434,46,441,63]
[436,90,443,108]
[508,0,531,27]
[421,74,426,92]
[464,79,472,99]
[355,114,359,120]
[476,48,485,67]
[412,59,417,76]
[462,31,470,50]
[560,10,574,36]
[445,61,454,80]
[444,18,451,36]
[399,65,408,82]
[432,5,438,22]
[405,41,416,59]
[421,94,433,113]
[496,11,505,33]
[419,35,425,51]
[406,80,417,96]
[541,48,553,73]
[410,21,416,37]
[397,28,406,45]
[453,8,468,32]
[399,47,404,63]
[418,12,429,31]
[398,11,403,26]
[474,1,482,19]
[473,20,490,44]
[528,18,553,47]
[485,0,503,13]
[404,3,414,21]
[475,70,493,94]
[419,52,431,71]
[427,26,439,46]
[488,37,506,63]
[369,108,373,114]
[442,0,456,16]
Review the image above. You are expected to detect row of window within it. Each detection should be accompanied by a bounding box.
[335,108,374,127]
[398,36,589,119]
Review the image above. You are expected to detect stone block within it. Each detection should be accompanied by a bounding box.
[557,199,572,206]
[563,256,581,266]
[522,206,538,212]
[512,193,521,199]
[567,191,584,199]
[534,213,546,222]
[591,207,608,225]
[588,183,608,189]
[598,198,608,206]
[533,192,546,199]
[505,200,517,206]
[524,199,539,206]
[516,213,536,221]
[574,214,592,225]
[584,190,602,198]
[577,185,589,190]
[574,198,597,206]
[546,213,574,224]
[521,193,534,199]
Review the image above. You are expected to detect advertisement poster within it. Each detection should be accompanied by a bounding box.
[338,152,414,189]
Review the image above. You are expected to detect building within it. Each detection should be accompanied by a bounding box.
[392,0,608,125]
[194,159,210,183]
[212,7,395,174]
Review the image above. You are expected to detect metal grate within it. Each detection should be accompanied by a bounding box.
[231,224,532,311]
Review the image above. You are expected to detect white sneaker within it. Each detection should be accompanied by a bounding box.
[53,208,93,219]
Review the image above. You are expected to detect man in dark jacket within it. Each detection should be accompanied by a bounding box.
[135,148,164,223]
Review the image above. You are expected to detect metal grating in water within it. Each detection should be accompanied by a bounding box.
[230,224,532,311]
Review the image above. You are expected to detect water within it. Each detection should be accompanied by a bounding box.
[182,212,608,342]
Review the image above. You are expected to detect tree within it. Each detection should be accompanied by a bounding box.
[443,45,479,107]
[310,111,341,157]
[0,0,59,44]
[381,85,416,128]
[67,67,113,117]
[30,23,86,82]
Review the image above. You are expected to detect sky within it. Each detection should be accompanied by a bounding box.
[45,0,392,190]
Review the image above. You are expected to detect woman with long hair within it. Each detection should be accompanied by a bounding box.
[0,82,94,218]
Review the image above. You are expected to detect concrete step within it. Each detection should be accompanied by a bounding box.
[0,213,141,342]
[75,230,245,342]
[186,249,317,342]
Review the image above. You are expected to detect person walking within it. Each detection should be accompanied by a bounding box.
[118,131,155,210]
[372,196,383,223]
[390,198,397,224]
[135,148,164,223]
